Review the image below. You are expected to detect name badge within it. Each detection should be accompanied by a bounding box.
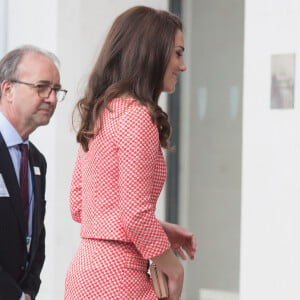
[34,166,41,175]
[0,173,9,197]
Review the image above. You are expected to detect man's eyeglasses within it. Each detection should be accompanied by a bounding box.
[10,79,68,102]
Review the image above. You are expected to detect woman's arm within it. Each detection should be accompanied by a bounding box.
[160,221,196,260]
[117,105,171,257]
[70,148,83,223]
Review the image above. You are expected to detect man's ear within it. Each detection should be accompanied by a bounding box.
[1,80,14,102]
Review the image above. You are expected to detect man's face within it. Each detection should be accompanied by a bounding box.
[10,52,60,132]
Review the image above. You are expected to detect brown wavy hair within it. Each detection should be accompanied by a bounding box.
[74,6,182,152]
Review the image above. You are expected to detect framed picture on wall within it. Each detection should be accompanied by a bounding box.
[270,53,295,109]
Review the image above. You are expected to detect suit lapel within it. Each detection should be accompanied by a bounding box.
[0,133,26,238]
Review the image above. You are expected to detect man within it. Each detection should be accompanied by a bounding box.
[0,46,67,300]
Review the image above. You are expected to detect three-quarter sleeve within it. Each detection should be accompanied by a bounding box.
[117,105,170,259]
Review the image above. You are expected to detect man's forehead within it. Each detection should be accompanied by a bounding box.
[17,52,60,81]
[20,52,55,67]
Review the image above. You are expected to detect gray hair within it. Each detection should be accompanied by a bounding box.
[0,45,60,98]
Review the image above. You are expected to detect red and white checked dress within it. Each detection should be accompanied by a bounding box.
[65,98,171,299]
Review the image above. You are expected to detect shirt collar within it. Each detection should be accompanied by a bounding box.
[0,112,29,147]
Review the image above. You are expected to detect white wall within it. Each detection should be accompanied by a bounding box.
[0,0,8,57]
[4,1,168,299]
[240,1,300,299]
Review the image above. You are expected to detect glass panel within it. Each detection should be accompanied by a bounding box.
[180,1,244,299]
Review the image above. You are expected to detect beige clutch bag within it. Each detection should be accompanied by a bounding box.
[150,263,169,299]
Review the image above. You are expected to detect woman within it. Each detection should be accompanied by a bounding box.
[65,6,196,300]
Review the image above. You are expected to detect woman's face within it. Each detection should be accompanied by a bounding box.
[163,30,186,93]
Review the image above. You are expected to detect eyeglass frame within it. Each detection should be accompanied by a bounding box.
[9,79,68,102]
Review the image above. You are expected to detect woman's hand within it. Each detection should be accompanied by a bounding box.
[160,221,196,260]
[151,249,183,300]
[166,272,184,300]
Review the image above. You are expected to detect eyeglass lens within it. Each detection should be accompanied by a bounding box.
[37,85,66,102]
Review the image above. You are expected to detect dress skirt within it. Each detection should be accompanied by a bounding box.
[64,238,157,299]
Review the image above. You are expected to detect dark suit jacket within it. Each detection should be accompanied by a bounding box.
[0,132,46,300]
